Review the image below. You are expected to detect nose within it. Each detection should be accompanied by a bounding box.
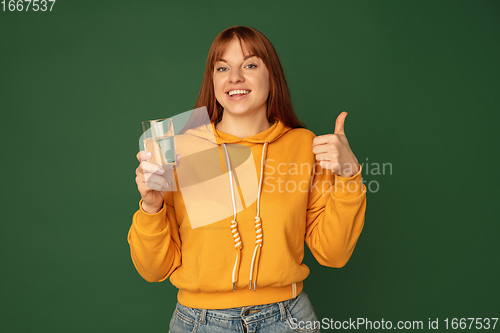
[229,67,244,83]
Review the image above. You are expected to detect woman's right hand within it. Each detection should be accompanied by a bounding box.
[135,151,180,214]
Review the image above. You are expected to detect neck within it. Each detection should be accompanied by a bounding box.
[216,109,273,138]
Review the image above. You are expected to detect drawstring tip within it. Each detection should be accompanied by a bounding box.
[233,282,236,291]
[249,280,257,291]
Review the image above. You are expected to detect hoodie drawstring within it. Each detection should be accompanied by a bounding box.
[222,142,268,292]
[249,142,267,291]
[222,143,242,291]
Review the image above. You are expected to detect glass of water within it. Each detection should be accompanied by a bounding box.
[141,118,176,168]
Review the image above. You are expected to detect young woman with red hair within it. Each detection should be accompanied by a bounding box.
[129,26,366,332]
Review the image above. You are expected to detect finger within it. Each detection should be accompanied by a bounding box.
[137,151,153,162]
[312,134,335,147]
[334,111,348,135]
[312,144,329,155]
[140,161,165,174]
[313,134,345,148]
[313,143,338,155]
[145,173,170,191]
[314,153,334,162]
[141,180,169,192]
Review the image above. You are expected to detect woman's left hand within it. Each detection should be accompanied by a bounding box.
[312,112,359,178]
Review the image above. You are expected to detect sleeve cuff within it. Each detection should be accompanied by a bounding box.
[333,164,366,199]
[136,198,168,234]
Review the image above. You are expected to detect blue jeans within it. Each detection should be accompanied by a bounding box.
[168,291,320,333]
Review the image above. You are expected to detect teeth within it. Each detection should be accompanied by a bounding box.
[228,90,250,96]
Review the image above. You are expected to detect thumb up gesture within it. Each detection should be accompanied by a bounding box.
[312,112,359,178]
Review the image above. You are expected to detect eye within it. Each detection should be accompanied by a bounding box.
[245,63,257,69]
[216,67,228,72]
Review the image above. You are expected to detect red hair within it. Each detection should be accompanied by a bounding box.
[194,26,305,129]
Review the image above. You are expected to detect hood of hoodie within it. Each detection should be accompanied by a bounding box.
[183,119,292,145]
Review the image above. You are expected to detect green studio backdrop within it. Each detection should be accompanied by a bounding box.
[1,0,499,332]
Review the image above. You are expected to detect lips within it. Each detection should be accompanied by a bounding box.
[226,89,251,94]
[226,89,251,100]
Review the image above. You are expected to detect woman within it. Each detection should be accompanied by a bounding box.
[129,26,366,332]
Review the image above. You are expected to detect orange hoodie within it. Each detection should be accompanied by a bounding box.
[127,120,366,309]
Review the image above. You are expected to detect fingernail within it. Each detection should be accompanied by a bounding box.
[146,151,152,157]
[158,167,165,174]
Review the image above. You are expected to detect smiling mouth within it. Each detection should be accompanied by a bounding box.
[226,89,251,97]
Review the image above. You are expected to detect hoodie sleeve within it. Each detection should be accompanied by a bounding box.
[305,163,366,268]
[127,194,182,282]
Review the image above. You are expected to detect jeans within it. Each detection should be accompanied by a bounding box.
[168,291,320,333]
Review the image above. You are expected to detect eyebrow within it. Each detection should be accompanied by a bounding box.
[217,54,256,63]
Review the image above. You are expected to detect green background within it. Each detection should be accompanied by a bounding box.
[1,0,499,332]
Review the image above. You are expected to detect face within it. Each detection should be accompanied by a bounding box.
[213,38,270,118]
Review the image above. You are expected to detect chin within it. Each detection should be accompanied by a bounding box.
[222,107,252,116]
[222,103,267,117]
